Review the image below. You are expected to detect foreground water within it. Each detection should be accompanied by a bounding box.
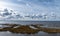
[0,21,60,36]
[0,31,60,36]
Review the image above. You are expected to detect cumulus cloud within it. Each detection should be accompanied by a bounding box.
[0,8,58,21]
[0,0,60,21]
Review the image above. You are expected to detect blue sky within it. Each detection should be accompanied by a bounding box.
[0,0,60,13]
[0,0,60,20]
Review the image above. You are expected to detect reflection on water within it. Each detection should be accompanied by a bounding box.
[0,31,59,36]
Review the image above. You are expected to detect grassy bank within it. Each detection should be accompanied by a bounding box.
[0,24,60,34]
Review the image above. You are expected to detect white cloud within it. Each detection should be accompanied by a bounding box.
[0,0,60,21]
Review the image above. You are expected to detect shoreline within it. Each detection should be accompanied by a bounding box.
[0,24,59,34]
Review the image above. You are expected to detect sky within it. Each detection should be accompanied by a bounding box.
[0,0,60,21]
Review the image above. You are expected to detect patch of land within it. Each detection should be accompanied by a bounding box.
[0,24,60,34]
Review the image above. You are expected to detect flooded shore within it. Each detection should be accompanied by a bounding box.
[0,24,60,36]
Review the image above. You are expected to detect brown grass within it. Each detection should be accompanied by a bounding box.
[0,24,60,34]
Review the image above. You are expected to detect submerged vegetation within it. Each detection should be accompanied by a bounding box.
[0,24,60,34]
